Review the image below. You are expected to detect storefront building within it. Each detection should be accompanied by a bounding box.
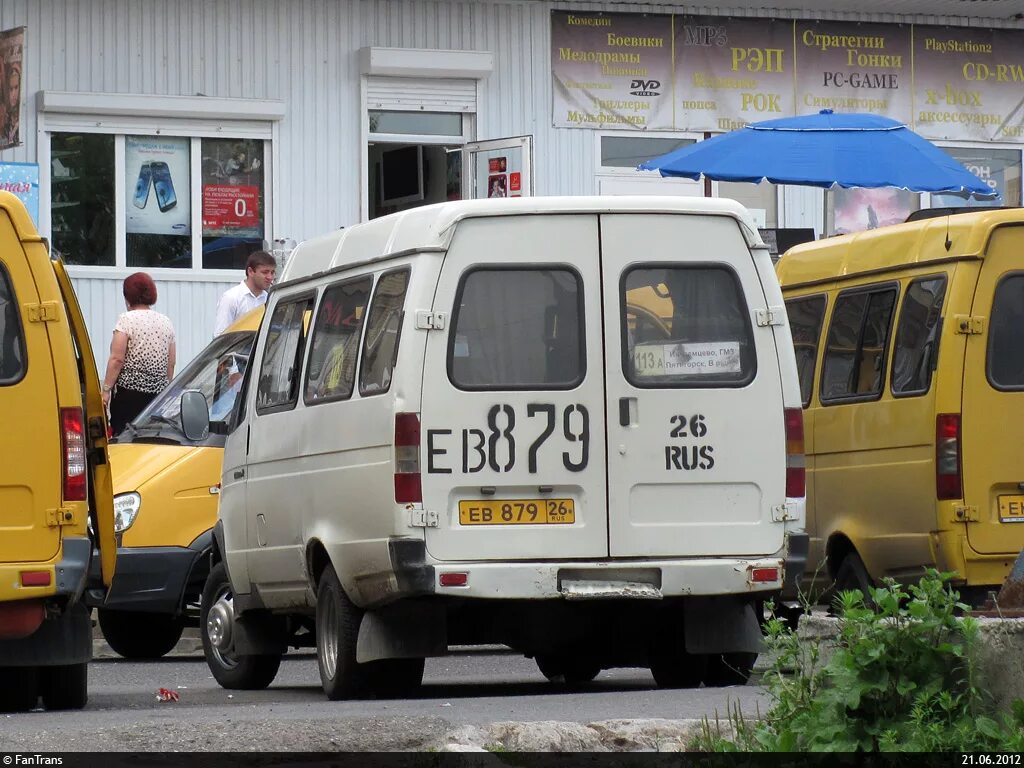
[1,0,1022,367]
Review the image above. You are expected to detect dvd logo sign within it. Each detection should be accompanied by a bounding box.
[629,79,661,96]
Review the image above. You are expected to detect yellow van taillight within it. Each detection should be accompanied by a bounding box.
[936,413,962,500]
[394,412,422,504]
[784,408,805,498]
[61,407,87,502]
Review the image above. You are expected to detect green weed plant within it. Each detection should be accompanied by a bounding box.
[697,570,1024,752]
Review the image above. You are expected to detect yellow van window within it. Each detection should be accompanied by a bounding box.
[784,296,826,407]
[892,276,947,396]
[988,275,1024,389]
[821,286,897,402]
[0,263,24,384]
[256,296,315,412]
[622,266,755,388]
[304,276,372,403]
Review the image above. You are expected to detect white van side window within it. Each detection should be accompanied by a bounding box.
[304,276,372,404]
[892,276,946,397]
[785,295,827,407]
[988,273,1024,390]
[0,264,24,384]
[359,269,410,397]
[820,285,897,403]
[622,266,754,388]
[448,267,584,390]
[256,296,314,413]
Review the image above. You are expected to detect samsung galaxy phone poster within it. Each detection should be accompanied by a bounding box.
[125,137,190,235]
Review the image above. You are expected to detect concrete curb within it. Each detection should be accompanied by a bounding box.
[437,719,708,752]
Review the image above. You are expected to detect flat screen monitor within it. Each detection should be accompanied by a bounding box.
[379,145,424,207]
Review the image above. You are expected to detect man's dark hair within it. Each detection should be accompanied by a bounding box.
[245,250,276,273]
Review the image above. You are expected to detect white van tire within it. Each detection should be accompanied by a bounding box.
[535,655,601,686]
[0,667,39,712]
[315,565,424,700]
[702,652,757,687]
[316,564,370,700]
[201,562,282,690]
[39,663,88,710]
[98,609,184,659]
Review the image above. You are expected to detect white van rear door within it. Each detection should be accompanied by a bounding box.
[600,213,787,558]
[420,215,608,561]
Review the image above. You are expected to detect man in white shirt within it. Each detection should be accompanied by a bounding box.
[213,250,277,335]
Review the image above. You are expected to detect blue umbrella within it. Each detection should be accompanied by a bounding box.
[639,110,995,198]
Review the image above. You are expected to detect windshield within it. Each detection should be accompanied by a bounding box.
[120,330,255,445]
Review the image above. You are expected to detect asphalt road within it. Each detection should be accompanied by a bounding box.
[0,650,768,752]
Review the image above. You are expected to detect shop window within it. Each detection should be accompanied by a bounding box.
[51,133,115,266]
[821,285,897,403]
[718,181,778,228]
[599,136,694,168]
[449,268,584,390]
[933,147,1022,209]
[785,295,826,406]
[831,187,920,235]
[369,111,462,136]
[892,276,946,396]
[49,132,268,270]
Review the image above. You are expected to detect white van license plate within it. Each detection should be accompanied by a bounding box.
[458,499,575,526]
[998,495,1024,522]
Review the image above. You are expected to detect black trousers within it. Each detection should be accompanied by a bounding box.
[109,386,156,436]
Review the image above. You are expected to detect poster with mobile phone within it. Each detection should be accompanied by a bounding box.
[125,136,191,236]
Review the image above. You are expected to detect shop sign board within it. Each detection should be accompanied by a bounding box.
[794,21,912,125]
[914,26,1024,143]
[0,161,37,226]
[550,11,1024,143]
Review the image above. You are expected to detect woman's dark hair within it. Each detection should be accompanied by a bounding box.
[123,272,157,306]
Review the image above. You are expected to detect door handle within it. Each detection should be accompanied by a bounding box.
[619,397,636,427]
[233,469,245,479]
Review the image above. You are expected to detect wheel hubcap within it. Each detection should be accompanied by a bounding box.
[318,587,339,680]
[205,587,238,670]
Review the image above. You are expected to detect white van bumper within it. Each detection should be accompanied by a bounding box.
[429,556,787,600]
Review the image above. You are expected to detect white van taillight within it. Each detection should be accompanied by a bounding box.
[784,408,805,498]
[61,407,87,502]
[936,413,962,500]
[394,412,422,504]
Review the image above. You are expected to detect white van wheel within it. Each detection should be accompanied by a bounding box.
[200,562,281,690]
[316,564,368,700]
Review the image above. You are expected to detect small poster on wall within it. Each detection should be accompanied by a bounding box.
[488,174,508,198]
[509,172,522,196]
[0,161,37,225]
[0,27,24,151]
[489,157,507,173]
[201,138,264,238]
[125,136,191,235]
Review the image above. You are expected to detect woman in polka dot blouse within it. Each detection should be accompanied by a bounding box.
[101,272,176,435]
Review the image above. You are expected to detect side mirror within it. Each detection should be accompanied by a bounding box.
[179,390,211,441]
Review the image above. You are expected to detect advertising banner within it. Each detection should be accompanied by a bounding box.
[201,138,264,238]
[125,137,190,236]
[0,27,25,151]
[551,11,673,130]
[795,21,912,124]
[931,147,1021,206]
[674,16,794,132]
[0,161,37,225]
[913,26,1024,143]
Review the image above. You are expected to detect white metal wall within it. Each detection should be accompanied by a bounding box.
[1,0,1021,368]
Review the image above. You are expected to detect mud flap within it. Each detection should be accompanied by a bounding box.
[0,601,91,666]
[684,597,763,654]
[356,602,446,663]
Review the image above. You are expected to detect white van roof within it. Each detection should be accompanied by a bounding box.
[278,196,764,284]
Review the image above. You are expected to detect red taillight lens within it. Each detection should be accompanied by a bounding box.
[750,567,780,583]
[784,407,805,498]
[20,570,52,587]
[394,412,422,504]
[61,407,87,502]
[936,413,962,500]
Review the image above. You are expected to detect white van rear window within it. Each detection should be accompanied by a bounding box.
[0,264,24,385]
[622,266,755,388]
[448,268,584,390]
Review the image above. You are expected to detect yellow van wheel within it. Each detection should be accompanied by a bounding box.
[98,609,184,660]
[0,667,39,712]
[39,663,87,710]
[833,552,875,607]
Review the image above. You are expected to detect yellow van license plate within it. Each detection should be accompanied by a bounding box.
[998,495,1024,521]
[459,499,575,525]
